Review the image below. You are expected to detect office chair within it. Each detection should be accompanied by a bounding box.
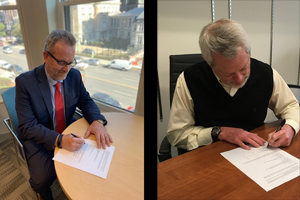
[2,87,83,199]
[2,87,24,166]
[158,54,204,162]
[2,87,83,164]
[2,87,39,200]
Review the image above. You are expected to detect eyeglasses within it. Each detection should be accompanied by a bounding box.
[46,51,77,68]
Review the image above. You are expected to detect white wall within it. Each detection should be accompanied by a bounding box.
[157,0,300,159]
[272,1,300,84]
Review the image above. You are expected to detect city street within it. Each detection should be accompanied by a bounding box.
[83,63,140,110]
[0,45,141,110]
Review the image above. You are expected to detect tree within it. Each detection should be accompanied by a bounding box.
[12,22,22,38]
[104,38,130,50]
[0,23,6,37]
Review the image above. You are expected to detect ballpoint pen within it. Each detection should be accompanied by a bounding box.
[267,119,286,148]
[71,133,85,144]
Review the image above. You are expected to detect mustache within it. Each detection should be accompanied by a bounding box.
[228,73,250,88]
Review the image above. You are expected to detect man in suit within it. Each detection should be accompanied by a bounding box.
[15,30,113,200]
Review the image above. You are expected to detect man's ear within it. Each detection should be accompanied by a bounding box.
[43,51,49,63]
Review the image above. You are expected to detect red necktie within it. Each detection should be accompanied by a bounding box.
[55,82,65,134]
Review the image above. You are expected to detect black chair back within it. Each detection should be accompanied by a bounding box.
[169,54,204,106]
[158,54,205,162]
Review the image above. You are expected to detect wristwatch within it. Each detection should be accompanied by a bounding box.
[57,134,64,149]
[97,119,107,126]
[211,126,221,142]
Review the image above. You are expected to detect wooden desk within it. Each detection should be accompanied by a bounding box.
[158,121,300,200]
[54,112,144,200]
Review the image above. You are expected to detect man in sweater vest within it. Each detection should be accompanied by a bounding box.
[167,19,300,151]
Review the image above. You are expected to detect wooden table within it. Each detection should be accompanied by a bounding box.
[158,121,300,200]
[54,112,144,200]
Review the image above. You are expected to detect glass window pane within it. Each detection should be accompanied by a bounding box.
[0,1,16,6]
[0,9,28,89]
[67,1,144,112]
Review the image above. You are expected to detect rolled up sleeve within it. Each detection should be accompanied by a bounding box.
[269,69,300,135]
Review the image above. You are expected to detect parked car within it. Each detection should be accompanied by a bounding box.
[84,58,100,66]
[127,106,135,112]
[0,60,11,70]
[19,49,26,54]
[74,56,83,63]
[3,48,12,54]
[91,92,121,108]
[82,48,95,55]
[15,38,23,44]
[11,41,20,45]
[9,64,24,75]
[3,45,10,50]
[107,59,132,71]
[74,62,88,71]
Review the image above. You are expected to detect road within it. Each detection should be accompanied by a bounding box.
[0,45,141,110]
[83,64,140,109]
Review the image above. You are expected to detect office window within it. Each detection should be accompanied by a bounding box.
[0,8,28,89]
[0,1,16,6]
[66,2,144,112]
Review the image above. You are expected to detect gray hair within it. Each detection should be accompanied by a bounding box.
[44,29,76,53]
[199,19,251,66]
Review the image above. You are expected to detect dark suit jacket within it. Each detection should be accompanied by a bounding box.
[15,64,106,159]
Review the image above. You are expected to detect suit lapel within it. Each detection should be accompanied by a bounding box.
[36,64,54,128]
[63,74,72,126]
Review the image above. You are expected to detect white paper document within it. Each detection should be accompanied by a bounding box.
[221,143,300,191]
[53,139,115,179]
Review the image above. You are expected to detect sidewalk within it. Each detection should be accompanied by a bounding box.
[0,68,14,78]
[0,68,15,89]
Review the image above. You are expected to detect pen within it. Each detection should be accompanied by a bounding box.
[267,119,286,148]
[275,119,286,133]
[71,133,85,144]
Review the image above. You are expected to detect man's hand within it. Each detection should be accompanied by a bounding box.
[84,120,113,149]
[218,127,266,150]
[58,133,85,152]
[267,124,295,148]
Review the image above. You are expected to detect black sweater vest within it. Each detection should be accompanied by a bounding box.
[184,58,273,131]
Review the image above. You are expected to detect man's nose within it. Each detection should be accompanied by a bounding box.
[62,64,71,72]
[233,72,243,83]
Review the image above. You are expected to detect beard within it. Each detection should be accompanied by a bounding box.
[224,72,250,88]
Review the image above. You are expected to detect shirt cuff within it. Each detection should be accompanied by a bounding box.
[286,119,300,136]
[188,127,213,150]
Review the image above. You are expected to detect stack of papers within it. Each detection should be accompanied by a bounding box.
[53,139,115,179]
[221,143,300,191]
